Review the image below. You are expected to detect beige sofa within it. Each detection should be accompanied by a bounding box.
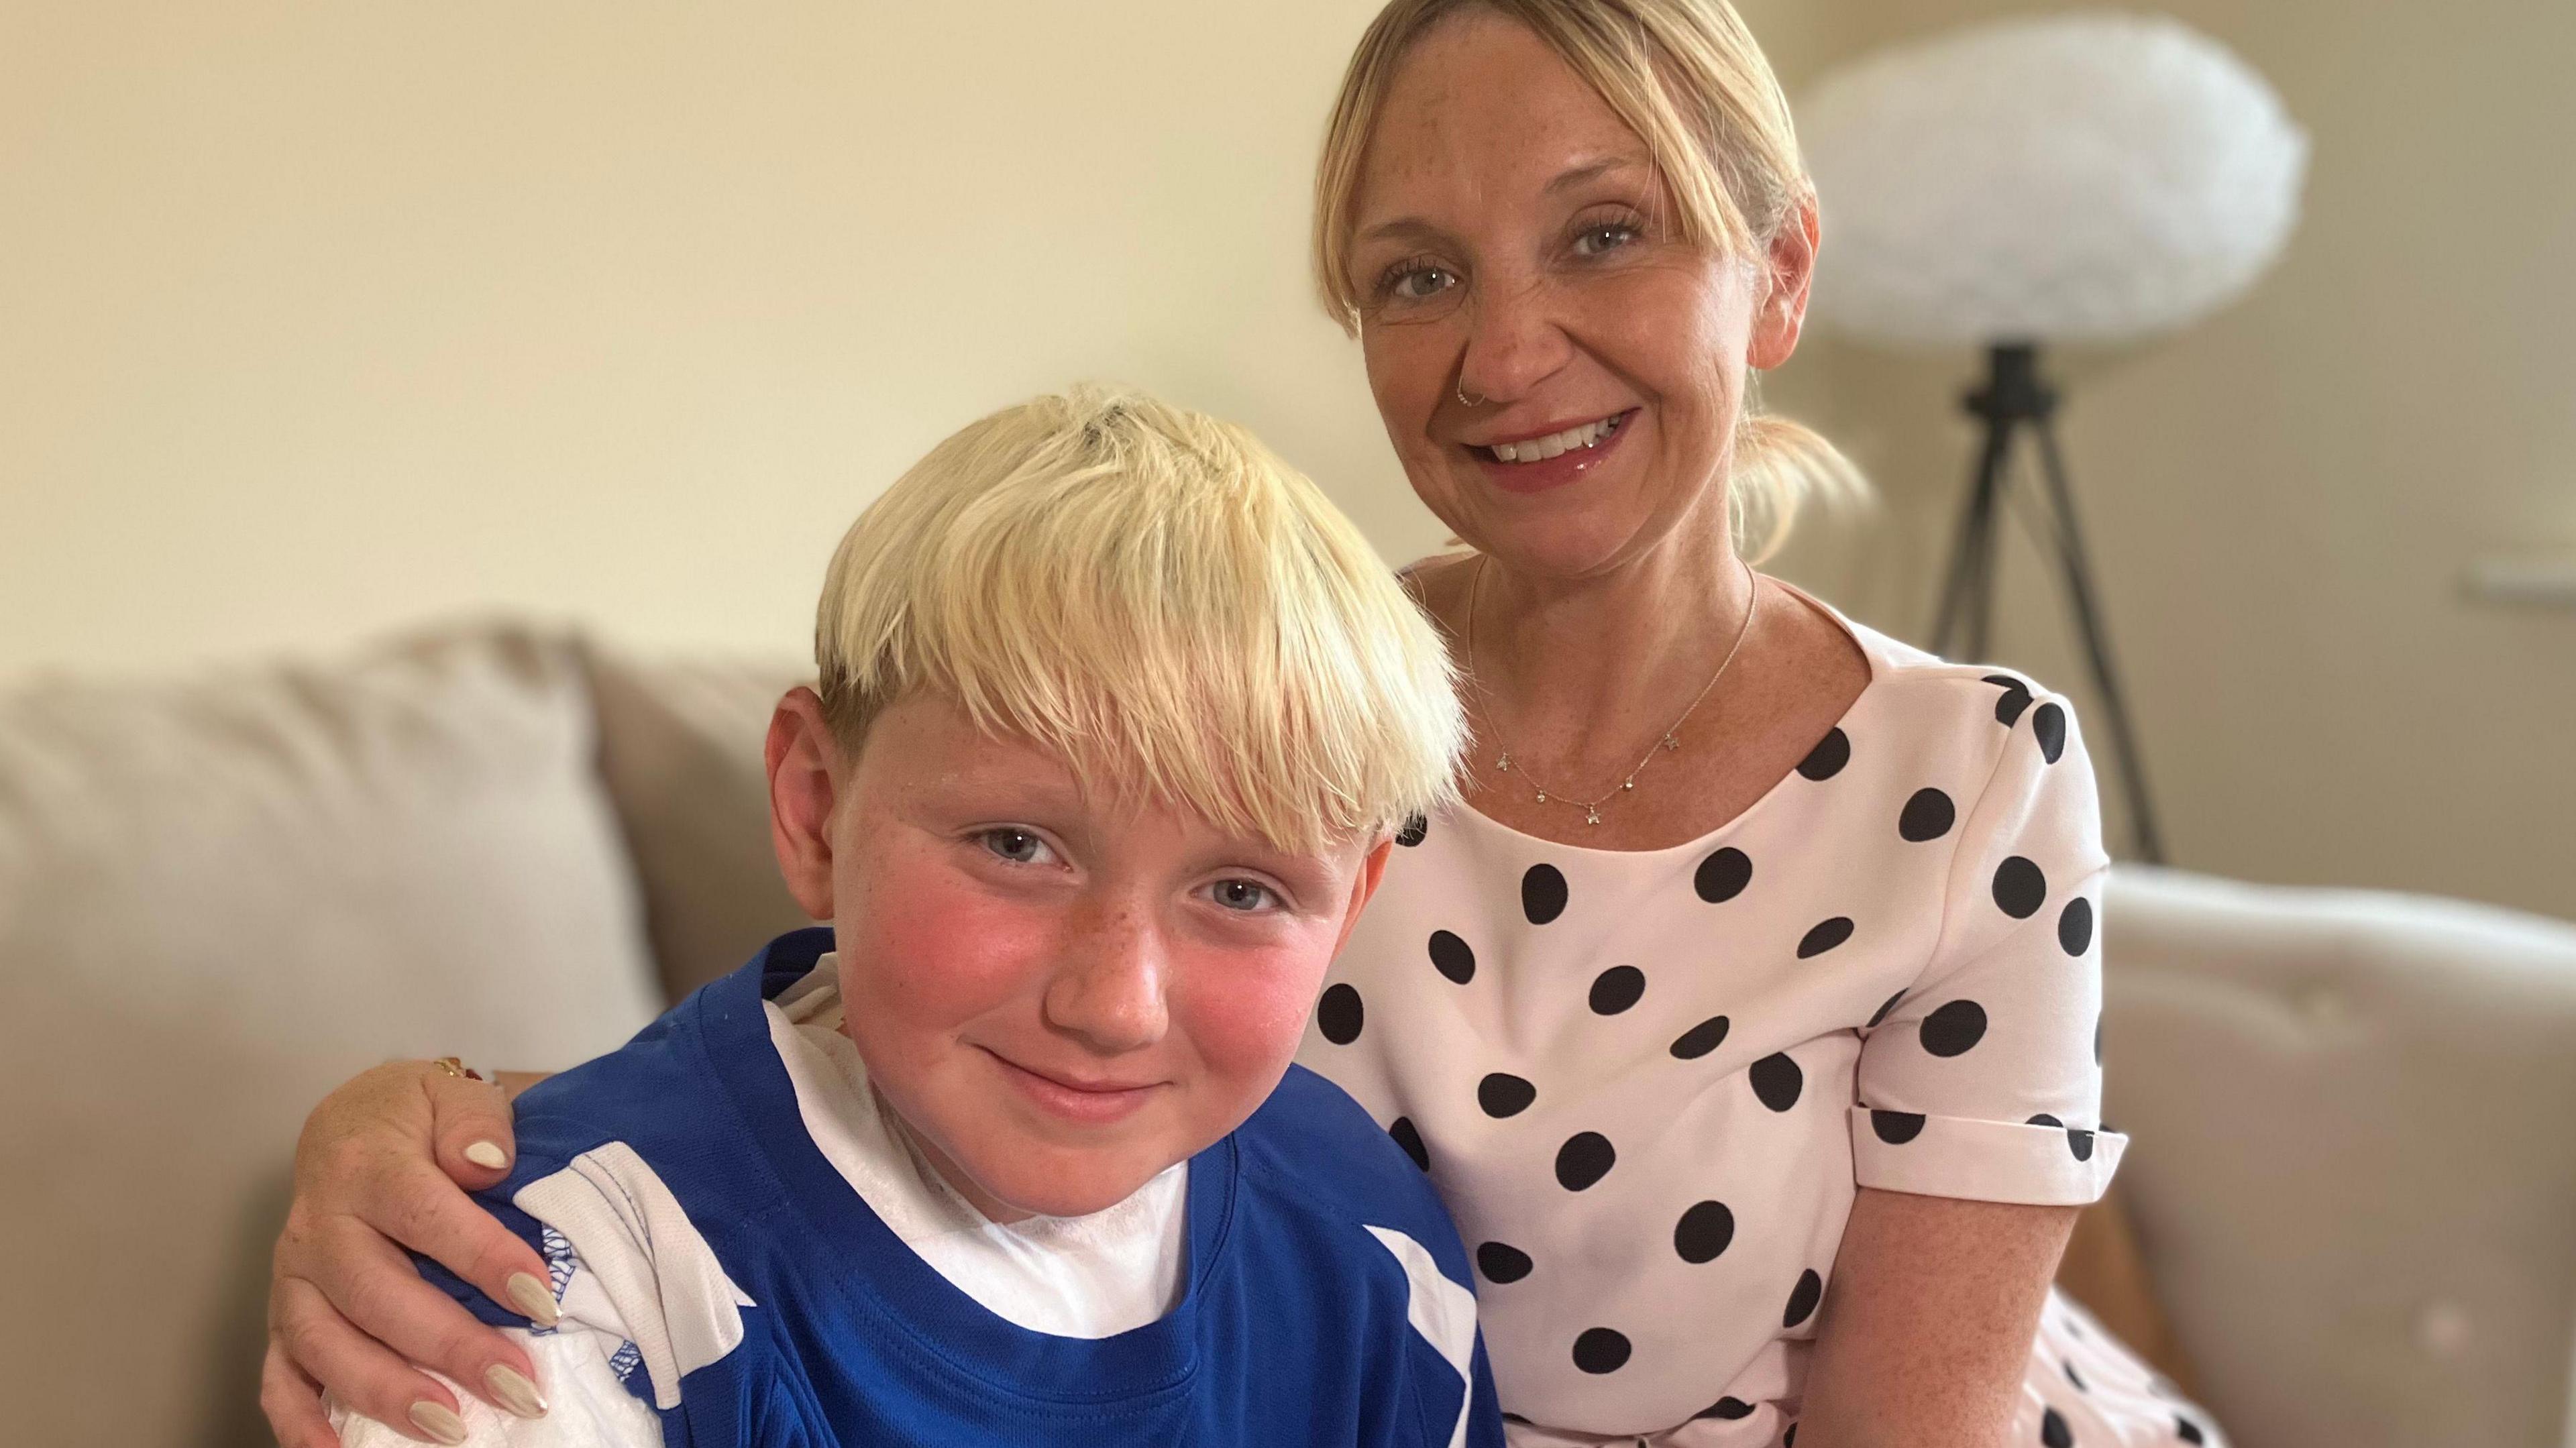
[3,624,2571,1448]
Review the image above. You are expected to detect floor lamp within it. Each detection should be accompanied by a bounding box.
[1799,13,2309,862]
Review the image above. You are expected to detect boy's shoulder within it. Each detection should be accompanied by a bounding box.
[504,928,826,1168]
[1234,1064,1434,1196]
[1228,1063,1469,1270]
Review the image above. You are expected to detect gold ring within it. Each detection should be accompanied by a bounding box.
[431,1056,486,1082]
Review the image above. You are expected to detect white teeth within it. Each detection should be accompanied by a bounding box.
[1485,413,1623,463]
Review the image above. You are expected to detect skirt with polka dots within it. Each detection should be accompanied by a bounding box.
[1503,1288,2224,1448]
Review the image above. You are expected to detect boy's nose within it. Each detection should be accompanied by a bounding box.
[1041,899,1171,1055]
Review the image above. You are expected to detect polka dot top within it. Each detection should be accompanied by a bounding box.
[1296,605,2125,1441]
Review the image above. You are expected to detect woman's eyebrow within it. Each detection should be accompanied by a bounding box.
[1357,215,1453,246]
[1546,154,1651,195]
[1354,154,1654,244]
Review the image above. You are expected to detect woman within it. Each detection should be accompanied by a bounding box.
[263,2,2223,1445]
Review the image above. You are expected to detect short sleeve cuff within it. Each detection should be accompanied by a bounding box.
[1848,1107,2124,1206]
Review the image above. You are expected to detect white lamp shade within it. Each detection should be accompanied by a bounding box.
[1802,11,2310,348]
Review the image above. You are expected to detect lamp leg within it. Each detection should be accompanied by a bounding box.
[1931,411,2014,661]
[2029,413,2167,864]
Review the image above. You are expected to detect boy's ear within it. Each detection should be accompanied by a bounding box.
[1328,837,1398,960]
[766,686,844,922]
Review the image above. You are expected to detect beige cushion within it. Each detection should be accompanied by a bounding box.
[0,626,665,1448]
[582,645,813,1001]
[2104,866,2576,1448]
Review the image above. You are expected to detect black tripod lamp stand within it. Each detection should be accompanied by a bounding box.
[1797,13,2312,865]
[1929,343,2164,862]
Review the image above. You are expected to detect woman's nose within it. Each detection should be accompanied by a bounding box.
[1457,271,1575,406]
[1041,899,1171,1055]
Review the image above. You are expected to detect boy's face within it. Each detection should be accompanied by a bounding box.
[767,687,1392,1222]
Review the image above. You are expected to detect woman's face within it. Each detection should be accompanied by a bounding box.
[1345,12,1812,580]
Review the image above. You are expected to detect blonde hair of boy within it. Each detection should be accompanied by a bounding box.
[816,386,1465,853]
[1310,0,1864,561]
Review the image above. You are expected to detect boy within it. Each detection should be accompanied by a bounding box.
[329,388,1500,1447]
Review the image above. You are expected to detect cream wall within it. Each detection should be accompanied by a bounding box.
[5,2,2569,920]
[1770,0,2576,920]
[0,0,1459,677]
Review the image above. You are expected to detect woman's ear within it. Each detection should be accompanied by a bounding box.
[766,686,844,922]
[1748,194,1820,372]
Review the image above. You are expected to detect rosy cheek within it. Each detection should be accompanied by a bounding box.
[1169,941,1330,1083]
[840,854,1046,1030]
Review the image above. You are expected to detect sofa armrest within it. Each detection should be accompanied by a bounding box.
[2104,865,2576,1448]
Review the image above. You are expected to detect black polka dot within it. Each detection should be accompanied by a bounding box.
[2027,1113,2063,1128]
[1387,1116,1428,1172]
[1477,1072,1537,1119]
[1395,814,1428,847]
[2033,702,2068,763]
[1570,1327,1631,1374]
[1672,1200,1735,1263]
[1749,1053,1803,1111]
[1783,1269,1823,1328]
[1796,727,1851,781]
[1993,856,2048,918]
[2065,1359,2087,1392]
[1428,930,1476,985]
[1898,787,1956,842]
[2058,897,2094,956]
[1670,1015,1731,1060]
[1919,1000,1989,1057]
[1870,1109,1926,1144]
[1588,964,1646,1015]
[1695,1397,1755,1421]
[1866,991,1906,1029]
[1315,984,1363,1044]
[2175,1416,2206,1445]
[1986,674,2035,726]
[2041,1406,2074,1448]
[1796,916,1855,958]
[1554,1131,1616,1191]
[1521,863,1568,924]
[1475,1241,1532,1284]
[1694,847,1752,903]
[2068,1128,2096,1162]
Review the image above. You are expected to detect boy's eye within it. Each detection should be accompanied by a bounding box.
[979,828,1054,865]
[1208,879,1276,913]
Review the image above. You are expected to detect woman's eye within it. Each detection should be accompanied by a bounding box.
[1208,879,1277,913]
[1572,222,1639,258]
[979,828,1052,865]
[1382,263,1456,301]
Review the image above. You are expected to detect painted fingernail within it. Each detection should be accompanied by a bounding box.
[505,1270,561,1328]
[462,1140,509,1170]
[484,1362,548,1418]
[408,1400,468,1445]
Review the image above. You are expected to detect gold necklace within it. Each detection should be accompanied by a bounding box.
[1464,553,1758,826]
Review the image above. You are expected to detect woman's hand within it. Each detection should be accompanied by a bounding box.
[262,1060,555,1447]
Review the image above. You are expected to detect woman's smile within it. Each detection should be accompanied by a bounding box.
[1463,406,1639,494]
